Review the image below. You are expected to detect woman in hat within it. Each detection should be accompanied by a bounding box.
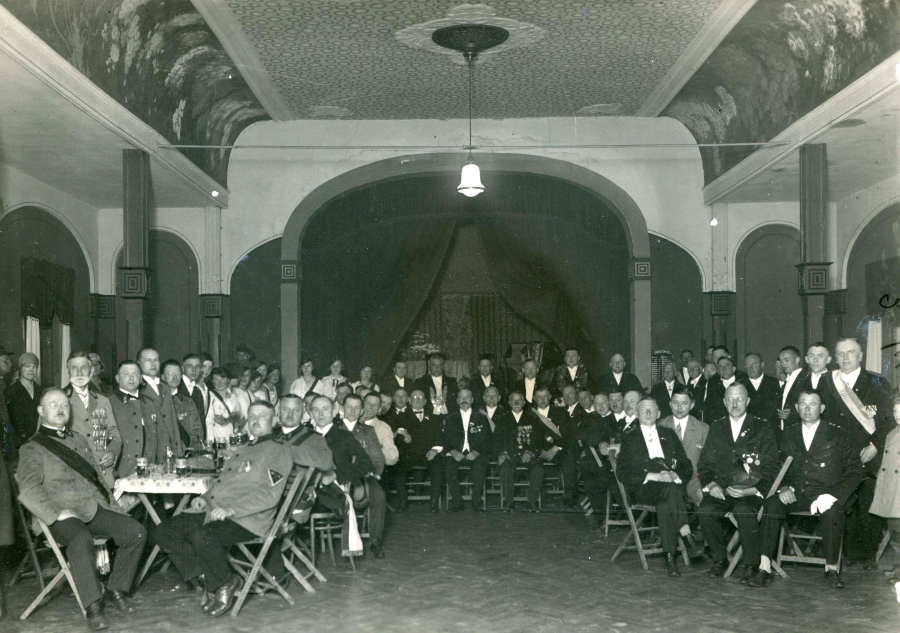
[4,352,42,448]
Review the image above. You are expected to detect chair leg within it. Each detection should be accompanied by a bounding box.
[877,529,892,563]
[325,528,337,566]
[19,569,68,620]
[282,554,317,594]
[678,535,691,566]
[286,540,327,584]
[348,555,357,573]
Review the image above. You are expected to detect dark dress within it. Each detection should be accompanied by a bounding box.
[5,379,43,448]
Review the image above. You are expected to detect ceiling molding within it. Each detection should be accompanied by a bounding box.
[636,0,757,117]
[191,0,293,122]
[703,49,900,205]
[0,4,227,208]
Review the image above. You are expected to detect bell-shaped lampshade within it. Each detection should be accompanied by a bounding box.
[458,161,484,197]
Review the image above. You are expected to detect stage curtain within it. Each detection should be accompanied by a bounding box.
[301,181,458,377]
[20,257,75,327]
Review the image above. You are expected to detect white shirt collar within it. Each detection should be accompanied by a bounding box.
[395,375,405,384]
[343,419,357,432]
[613,371,623,383]
[640,424,665,459]
[512,410,523,422]
[785,368,802,382]
[143,375,160,394]
[614,411,626,420]
[481,375,491,386]
[537,407,550,417]
[749,375,763,389]
[73,384,89,394]
[182,375,195,390]
[567,404,577,414]
[841,366,862,389]
[525,377,535,383]
[802,420,820,450]
[729,414,746,441]
[722,376,736,388]
[486,405,497,418]
[460,408,471,422]
[316,422,333,436]
[119,387,139,397]
[665,380,675,389]
[568,366,578,379]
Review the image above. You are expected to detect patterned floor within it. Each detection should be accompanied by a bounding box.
[2,504,899,633]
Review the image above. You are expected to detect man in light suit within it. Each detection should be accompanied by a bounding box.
[137,348,183,462]
[658,384,708,505]
[64,351,121,488]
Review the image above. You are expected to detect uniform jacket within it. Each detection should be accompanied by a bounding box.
[778,420,863,505]
[64,383,121,487]
[486,407,516,459]
[597,372,643,397]
[470,373,507,409]
[363,417,399,466]
[170,388,204,448]
[533,406,571,454]
[740,374,781,427]
[5,379,42,448]
[553,364,592,397]
[615,423,693,496]
[870,425,900,518]
[204,434,333,537]
[322,423,374,485]
[16,424,121,530]
[821,369,893,477]
[649,381,677,418]
[658,414,708,502]
[108,389,151,478]
[139,379,183,462]
[342,420,386,477]
[441,409,493,457]
[698,414,780,495]
[179,379,208,437]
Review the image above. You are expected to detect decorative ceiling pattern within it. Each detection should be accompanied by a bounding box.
[663,0,900,185]
[221,0,726,119]
[1,0,269,186]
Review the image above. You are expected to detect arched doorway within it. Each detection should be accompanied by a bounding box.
[278,153,651,385]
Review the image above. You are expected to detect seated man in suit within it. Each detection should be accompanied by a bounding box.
[777,346,805,431]
[361,392,399,468]
[381,360,410,399]
[471,354,506,410]
[401,389,448,513]
[152,400,333,616]
[17,389,147,631]
[802,342,832,398]
[608,389,627,427]
[443,389,492,512]
[494,391,543,512]
[617,390,642,437]
[514,359,544,405]
[533,386,575,507]
[553,348,592,399]
[64,351,121,488]
[598,353,643,396]
[753,390,863,588]
[821,337,893,569]
[650,362,678,419]
[577,392,619,529]
[698,383,779,582]
[414,352,459,416]
[658,384,708,506]
[741,352,780,429]
[616,397,698,577]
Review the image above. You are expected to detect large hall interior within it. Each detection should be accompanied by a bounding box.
[1,1,900,632]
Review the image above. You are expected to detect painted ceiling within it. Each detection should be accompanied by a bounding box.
[1,0,269,186]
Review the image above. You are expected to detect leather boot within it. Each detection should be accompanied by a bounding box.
[85,601,109,631]
[206,575,242,617]
[706,559,728,578]
[101,589,136,614]
[665,553,681,577]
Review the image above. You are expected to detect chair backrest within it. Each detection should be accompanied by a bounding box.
[269,466,317,538]
[607,454,633,508]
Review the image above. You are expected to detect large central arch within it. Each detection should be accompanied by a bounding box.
[279,152,652,386]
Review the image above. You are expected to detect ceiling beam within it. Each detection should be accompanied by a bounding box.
[0,5,227,208]
[703,49,900,205]
[636,0,757,117]
[191,0,293,122]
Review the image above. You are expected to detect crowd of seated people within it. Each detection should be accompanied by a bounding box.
[0,338,898,629]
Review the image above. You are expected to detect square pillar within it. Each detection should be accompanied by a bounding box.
[90,294,116,368]
[797,144,831,353]
[824,290,847,353]
[201,294,229,366]
[117,150,151,360]
[281,260,300,386]
[629,258,651,389]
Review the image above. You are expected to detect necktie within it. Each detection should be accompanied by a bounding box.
[74,387,89,409]
[675,421,682,441]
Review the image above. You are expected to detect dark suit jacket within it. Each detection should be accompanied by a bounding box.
[740,374,781,427]
[380,375,412,397]
[413,374,460,415]
[179,381,207,433]
[470,374,506,408]
[777,371,807,429]
[821,369,893,477]
[553,364,592,397]
[697,414,780,495]
[108,389,151,477]
[488,408,516,459]
[5,379,42,448]
[779,420,863,504]
[532,406,570,453]
[798,368,830,400]
[703,376,745,424]
[504,409,543,457]
[597,372,643,396]
[615,424,693,495]
[577,412,615,474]
[688,376,707,416]
[511,378,546,404]
[139,380,184,461]
[441,410,492,456]
[390,407,443,462]
[323,423,374,485]
[649,381,677,418]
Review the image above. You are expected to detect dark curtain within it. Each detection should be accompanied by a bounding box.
[301,179,458,377]
[20,257,75,327]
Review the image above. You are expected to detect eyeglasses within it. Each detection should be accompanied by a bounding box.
[43,402,70,411]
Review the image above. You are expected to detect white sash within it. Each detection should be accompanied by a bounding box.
[534,410,563,438]
[831,370,875,434]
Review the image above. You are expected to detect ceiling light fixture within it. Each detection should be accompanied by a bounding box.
[432,24,509,197]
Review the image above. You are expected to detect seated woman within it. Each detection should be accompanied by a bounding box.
[262,364,281,405]
[207,367,243,441]
[350,364,380,394]
[289,358,324,399]
[232,367,253,419]
[247,371,267,403]
[615,396,699,577]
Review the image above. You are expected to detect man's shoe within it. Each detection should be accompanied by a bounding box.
[473,505,484,513]
[683,533,705,560]
[397,501,409,512]
[200,591,215,612]
[370,541,385,558]
[665,553,681,577]
[738,565,756,585]
[206,575,241,618]
[526,503,540,513]
[747,568,773,588]
[825,570,845,589]
[101,589,136,614]
[85,601,109,631]
[429,502,439,513]
[706,560,728,578]
[862,558,879,571]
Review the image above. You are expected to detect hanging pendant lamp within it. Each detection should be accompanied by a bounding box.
[431,25,509,198]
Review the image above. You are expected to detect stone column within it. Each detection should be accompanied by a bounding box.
[824,290,847,353]
[706,291,736,354]
[117,150,151,360]
[705,202,736,355]
[90,294,116,368]
[281,260,300,386]
[200,295,229,365]
[629,258,652,389]
[797,144,831,353]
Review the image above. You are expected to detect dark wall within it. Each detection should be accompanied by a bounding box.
[736,225,803,373]
[0,207,91,357]
[230,238,282,366]
[115,230,200,363]
[650,236,703,366]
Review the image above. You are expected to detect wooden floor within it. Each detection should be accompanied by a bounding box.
[2,505,899,633]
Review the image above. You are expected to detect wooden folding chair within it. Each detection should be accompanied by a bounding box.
[227,466,317,616]
[608,455,690,571]
[6,463,54,590]
[723,456,792,578]
[877,528,895,562]
[586,447,628,537]
[775,511,843,577]
[19,520,107,621]
[280,472,328,592]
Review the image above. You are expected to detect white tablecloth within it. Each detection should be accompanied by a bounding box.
[113,474,212,499]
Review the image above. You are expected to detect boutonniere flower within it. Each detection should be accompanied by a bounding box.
[150,413,158,422]
[546,436,554,444]
[178,412,187,421]
[864,405,877,415]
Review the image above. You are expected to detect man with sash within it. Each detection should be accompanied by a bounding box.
[532,386,572,508]
[17,389,147,631]
[821,337,893,569]
[64,351,121,488]
[442,388,492,512]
